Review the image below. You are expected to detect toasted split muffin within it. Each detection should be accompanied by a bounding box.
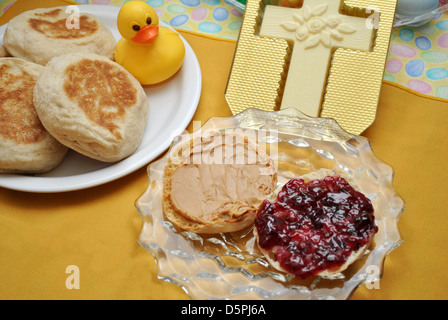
[0,58,68,173]
[3,7,116,65]
[33,53,149,163]
[162,130,278,234]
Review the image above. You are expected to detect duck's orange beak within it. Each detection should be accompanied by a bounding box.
[132,25,159,44]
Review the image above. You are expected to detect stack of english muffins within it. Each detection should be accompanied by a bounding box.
[0,7,149,173]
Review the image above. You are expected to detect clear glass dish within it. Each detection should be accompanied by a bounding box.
[135,108,405,300]
[394,3,448,27]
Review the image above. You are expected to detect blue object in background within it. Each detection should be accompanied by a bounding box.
[396,0,440,17]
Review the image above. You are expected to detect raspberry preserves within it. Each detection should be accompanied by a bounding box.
[255,176,378,279]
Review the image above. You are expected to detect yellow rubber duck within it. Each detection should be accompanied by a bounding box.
[115,1,185,85]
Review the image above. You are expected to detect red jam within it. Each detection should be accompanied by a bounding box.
[255,176,378,279]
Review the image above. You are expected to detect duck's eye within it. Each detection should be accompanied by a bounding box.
[132,25,140,31]
[146,17,152,25]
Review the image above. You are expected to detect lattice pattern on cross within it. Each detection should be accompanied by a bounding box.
[260,0,374,117]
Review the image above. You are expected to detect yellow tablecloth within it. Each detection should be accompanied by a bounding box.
[0,0,447,300]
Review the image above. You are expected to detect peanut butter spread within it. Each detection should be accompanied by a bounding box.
[168,131,277,225]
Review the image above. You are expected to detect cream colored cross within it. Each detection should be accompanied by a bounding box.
[260,0,374,117]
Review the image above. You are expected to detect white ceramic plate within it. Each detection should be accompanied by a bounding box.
[0,5,202,193]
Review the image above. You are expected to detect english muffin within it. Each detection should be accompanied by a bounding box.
[0,58,68,173]
[3,7,116,65]
[163,130,278,234]
[0,45,11,57]
[254,169,378,279]
[33,53,149,162]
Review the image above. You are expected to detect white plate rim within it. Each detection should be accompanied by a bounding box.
[0,5,202,193]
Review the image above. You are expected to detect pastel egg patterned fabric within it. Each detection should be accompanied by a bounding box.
[386,11,448,99]
[1,0,447,100]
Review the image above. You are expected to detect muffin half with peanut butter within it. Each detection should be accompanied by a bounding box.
[163,130,277,234]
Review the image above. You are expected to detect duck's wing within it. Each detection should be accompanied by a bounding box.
[114,38,127,65]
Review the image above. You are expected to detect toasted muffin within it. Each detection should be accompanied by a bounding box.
[163,130,278,234]
[0,58,68,173]
[0,45,11,57]
[3,7,116,65]
[33,53,149,162]
[254,169,377,279]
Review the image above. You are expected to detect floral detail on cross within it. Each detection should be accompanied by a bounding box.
[279,4,357,49]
